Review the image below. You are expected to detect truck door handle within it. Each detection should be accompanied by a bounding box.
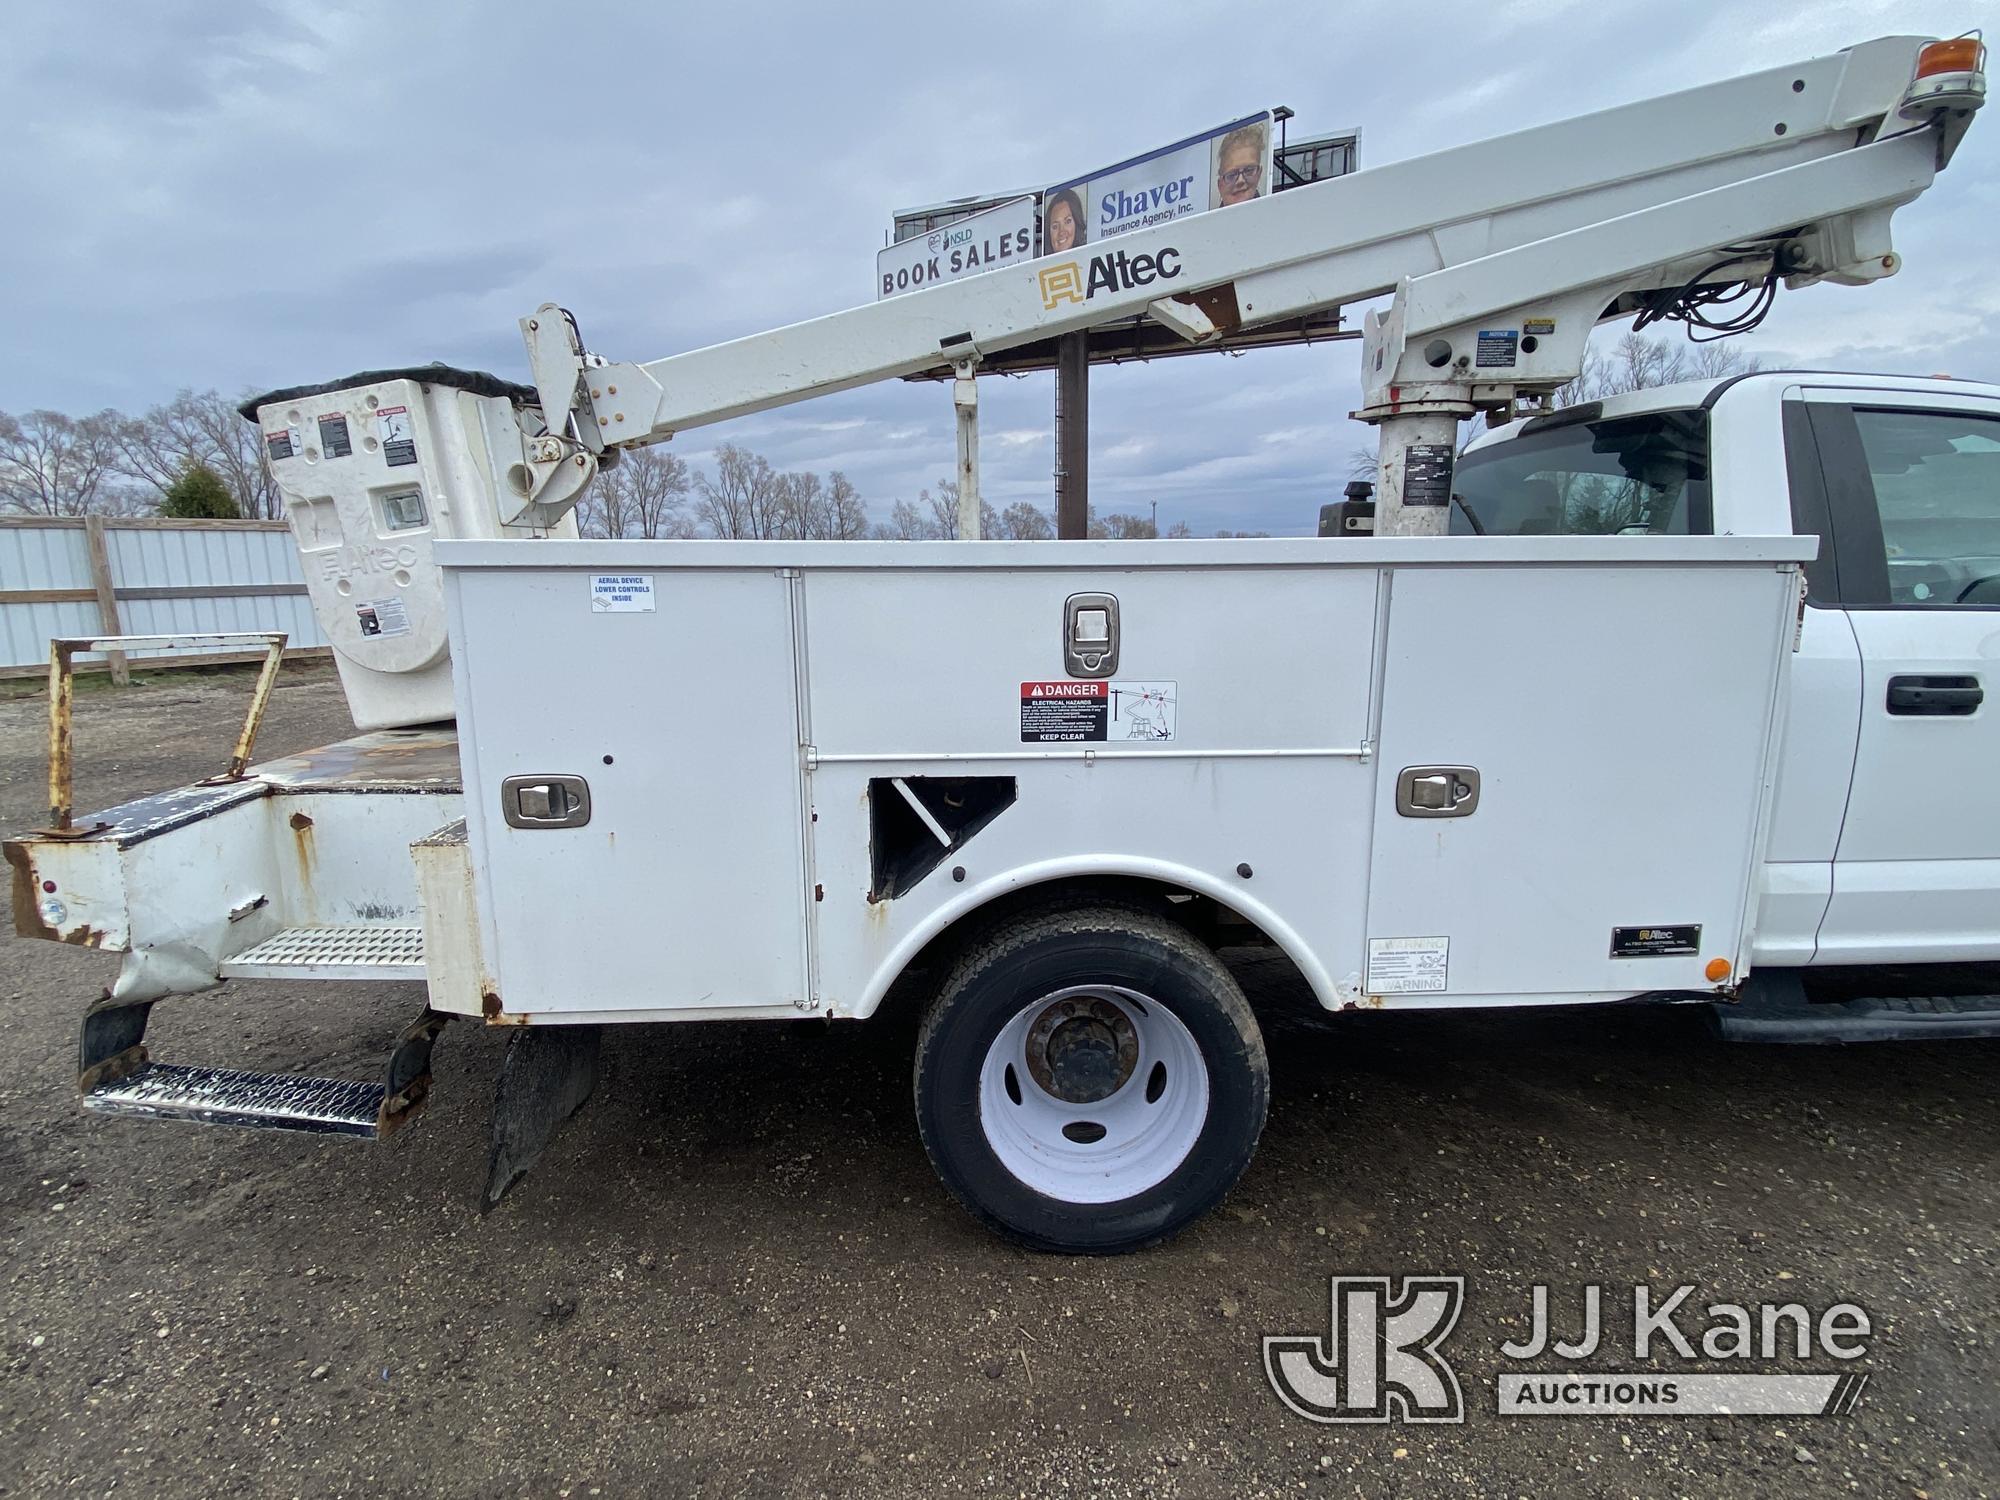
[500,774,592,828]
[1396,766,1480,818]
[1886,675,1982,716]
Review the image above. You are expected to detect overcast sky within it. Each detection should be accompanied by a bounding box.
[2,0,1993,535]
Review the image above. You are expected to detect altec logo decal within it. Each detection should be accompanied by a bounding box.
[1038,247,1183,309]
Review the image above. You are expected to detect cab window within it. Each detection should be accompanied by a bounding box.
[1451,408,1711,537]
[1850,408,2000,607]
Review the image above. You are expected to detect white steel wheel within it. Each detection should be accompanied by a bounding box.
[915,904,1269,1254]
[976,986,1209,1204]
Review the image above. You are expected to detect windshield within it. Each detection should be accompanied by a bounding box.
[1451,408,1711,537]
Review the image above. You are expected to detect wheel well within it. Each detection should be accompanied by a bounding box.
[871,874,1298,1023]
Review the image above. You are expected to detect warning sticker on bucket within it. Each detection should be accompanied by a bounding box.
[1020,681,1177,743]
[356,596,411,639]
[377,406,417,467]
[318,412,352,458]
[1367,936,1449,994]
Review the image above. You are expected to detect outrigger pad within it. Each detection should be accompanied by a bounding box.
[482,1025,602,1212]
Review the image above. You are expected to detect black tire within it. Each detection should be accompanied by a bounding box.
[914,905,1268,1253]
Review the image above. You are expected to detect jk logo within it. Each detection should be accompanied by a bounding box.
[1263,1276,1466,1424]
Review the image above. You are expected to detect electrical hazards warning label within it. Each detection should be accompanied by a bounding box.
[1020,681,1176,743]
[1022,680,1105,741]
[377,406,417,467]
[356,596,410,639]
[1367,936,1449,994]
[318,412,352,458]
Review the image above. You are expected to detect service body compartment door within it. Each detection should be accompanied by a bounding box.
[447,563,808,1015]
[1363,559,1797,1001]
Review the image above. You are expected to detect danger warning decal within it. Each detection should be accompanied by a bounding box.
[1022,680,1107,742]
[1020,681,1177,743]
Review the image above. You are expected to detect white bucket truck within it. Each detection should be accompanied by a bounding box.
[6,36,1988,1250]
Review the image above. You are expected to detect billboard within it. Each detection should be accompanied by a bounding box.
[1041,111,1273,252]
[877,195,1039,300]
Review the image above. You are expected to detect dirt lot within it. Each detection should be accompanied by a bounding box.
[0,665,1995,1498]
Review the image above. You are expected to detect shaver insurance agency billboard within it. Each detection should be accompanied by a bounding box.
[1040,111,1274,254]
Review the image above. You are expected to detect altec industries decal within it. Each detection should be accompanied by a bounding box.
[1038,247,1183,310]
[1610,924,1701,958]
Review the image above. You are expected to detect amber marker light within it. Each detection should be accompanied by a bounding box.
[1915,37,1985,79]
[1705,958,1733,983]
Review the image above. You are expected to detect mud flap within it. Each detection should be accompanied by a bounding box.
[482,1025,602,1211]
[79,993,154,1092]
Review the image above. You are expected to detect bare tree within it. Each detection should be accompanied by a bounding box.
[620,448,695,538]
[822,472,868,540]
[693,444,786,539]
[994,502,1053,541]
[1090,510,1156,539]
[1556,330,1760,407]
[877,497,933,540]
[924,480,962,538]
[116,390,281,519]
[113,394,212,494]
[781,470,867,539]
[576,466,637,538]
[773,470,824,538]
[874,479,997,540]
[0,408,140,515]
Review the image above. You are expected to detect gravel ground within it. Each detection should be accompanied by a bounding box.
[1,666,1995,1498]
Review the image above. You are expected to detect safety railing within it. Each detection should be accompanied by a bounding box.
[45,633,287,835]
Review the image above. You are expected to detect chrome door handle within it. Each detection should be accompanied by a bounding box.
[1395,766,1479,818]
[501,774,591,829]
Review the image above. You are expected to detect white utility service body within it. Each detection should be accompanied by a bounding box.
[437,535,1806,1023]
[1460,371,2000,971]
[5,34,1986,1249]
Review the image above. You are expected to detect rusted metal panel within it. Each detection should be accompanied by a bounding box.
[40,633,286,834]
[413,817,489,1020]
[225,636,287,778]
[47,641,72,829]
[253,728,462,792]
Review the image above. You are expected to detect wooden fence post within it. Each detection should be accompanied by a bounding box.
[81,515,128,686]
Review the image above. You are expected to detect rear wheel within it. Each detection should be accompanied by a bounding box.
[914,906,1268,1253]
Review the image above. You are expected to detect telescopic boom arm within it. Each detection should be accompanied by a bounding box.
[515,35,1983,535]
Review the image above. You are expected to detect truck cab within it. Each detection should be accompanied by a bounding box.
[1458,372,2000,967]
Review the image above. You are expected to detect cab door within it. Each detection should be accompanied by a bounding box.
[1803,389,2000,962]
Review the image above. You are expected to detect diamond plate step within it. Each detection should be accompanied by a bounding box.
[220,925,425,980]
[83,1062,384,1137]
